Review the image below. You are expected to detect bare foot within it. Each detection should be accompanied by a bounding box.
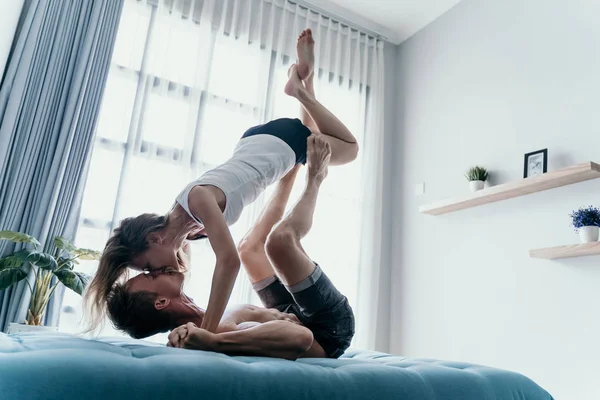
[284,64,305,98]
[296,29,314,80]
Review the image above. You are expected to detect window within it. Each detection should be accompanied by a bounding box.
[60,0,368,342]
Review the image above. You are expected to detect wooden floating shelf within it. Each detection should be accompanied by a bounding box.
[529,242,600,260]
[420,162,600,216]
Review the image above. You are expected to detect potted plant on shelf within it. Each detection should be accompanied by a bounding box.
[570,206,600,243]
[465,166,489,193]
[0,231,101,333]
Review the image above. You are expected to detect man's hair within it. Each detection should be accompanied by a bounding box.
[106,282,174,339]
[83,213,168,333]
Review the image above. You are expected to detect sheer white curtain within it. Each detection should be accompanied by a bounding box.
[60,0,385,349]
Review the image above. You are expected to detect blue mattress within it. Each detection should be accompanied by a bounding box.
[0,332,553,400]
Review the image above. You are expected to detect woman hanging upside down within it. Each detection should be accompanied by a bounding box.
[84,28,359,334]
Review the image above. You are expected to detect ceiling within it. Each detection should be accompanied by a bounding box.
[312,0,465,44]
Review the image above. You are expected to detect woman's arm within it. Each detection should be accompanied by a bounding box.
[188,186,241,333]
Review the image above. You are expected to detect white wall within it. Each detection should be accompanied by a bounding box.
[0,0,25,81]
[392,0,600,399]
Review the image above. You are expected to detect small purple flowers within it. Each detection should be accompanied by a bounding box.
[570,206,600,231]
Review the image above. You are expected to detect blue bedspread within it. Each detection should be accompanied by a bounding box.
[0,332,553,400]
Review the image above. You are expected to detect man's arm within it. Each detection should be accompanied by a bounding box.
[188,187,241,333]
[170,321,314,361]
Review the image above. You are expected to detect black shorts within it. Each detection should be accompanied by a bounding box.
[241,118,312,164]
[255,265,355,358]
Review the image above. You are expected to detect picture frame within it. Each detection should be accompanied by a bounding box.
[523,149,548,178]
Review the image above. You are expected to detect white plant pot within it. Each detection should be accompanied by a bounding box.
[7,323,58,335]
[469,180,485,193]
[579,226,599,243]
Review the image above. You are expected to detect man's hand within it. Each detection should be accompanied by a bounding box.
[306,135,331,184]
[167,323,190,348]
[167,322,215,351]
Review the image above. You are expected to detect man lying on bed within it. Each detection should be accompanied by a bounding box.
[106,136,355,360]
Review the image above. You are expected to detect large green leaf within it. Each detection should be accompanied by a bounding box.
[0,265,28,290]
[72,248,102,261]
[0,252,27,269]
[0,231,40,248]
[0,249,58,270]
[57,257,75,270]
[27,252,58,270]
[54,237,101,260]
[54,270,90,295]
[54,237,77,252]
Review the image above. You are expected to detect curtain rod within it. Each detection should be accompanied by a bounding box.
[286,0,387,41]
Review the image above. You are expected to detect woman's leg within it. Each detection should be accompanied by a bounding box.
[296,30,318,132]
[299,73,318,133]
[291,29,358,166]
[285,66,358,166]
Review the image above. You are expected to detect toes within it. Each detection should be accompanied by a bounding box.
[298,29,311,40]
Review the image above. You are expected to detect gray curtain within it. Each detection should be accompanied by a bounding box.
[0,0,123,332]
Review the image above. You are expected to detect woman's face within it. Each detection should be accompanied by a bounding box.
[131,241,180,273]
[127,270,184,299]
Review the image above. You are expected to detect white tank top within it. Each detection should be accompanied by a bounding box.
[175,134,296,227]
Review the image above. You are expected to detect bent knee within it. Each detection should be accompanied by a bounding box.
[237,240,264,265]
[332,141,359,165]
[265,227,297,261]
[350,142,359,161]
[344,141,359,163]
[237,239,262,256]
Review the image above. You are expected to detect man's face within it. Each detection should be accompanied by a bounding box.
[127,271,185,301]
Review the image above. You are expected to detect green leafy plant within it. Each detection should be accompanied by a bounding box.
[465,166,489,182]
[0,231,101,326]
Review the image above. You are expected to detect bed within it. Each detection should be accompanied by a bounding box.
[0,332,553,400]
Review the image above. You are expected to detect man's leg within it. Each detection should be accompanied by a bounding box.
[265,135,330,286]
[238,160,330,359]
[237,165,300,284]
[265,136,353,359]
[288,29,359,166]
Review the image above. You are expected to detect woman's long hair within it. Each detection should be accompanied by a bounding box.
[83,213,168,333]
